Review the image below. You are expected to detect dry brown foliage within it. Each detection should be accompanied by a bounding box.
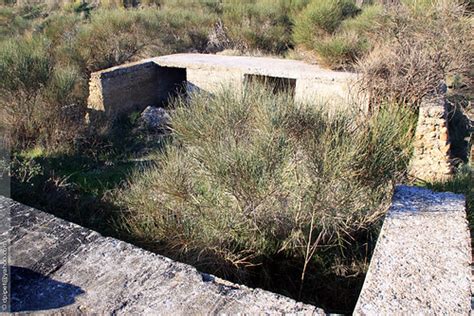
[357,0,473,108]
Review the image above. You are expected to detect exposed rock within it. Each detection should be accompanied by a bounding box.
[139,106,171,131]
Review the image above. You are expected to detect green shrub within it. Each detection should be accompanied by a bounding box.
[0,37,51,93]
[40,12,82,46]
[73,9,145,72]
[0,36,83,151]
[72,7,217,69]
[293,0,360,48]
[222,0,297,54]
[117,86,416,280]
[0,7,31,40]
[314,31,369,69]
[339,4,385,36]
[152,7,217,53]
[45,66,81,104]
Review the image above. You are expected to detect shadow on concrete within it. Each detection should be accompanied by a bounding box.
[11,266,84,312]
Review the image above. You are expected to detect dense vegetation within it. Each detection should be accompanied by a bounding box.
[1,0,471,150]
[0,0,472,312]
[118,85,416,309]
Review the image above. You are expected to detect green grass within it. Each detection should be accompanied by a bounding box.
[313,31,369,69]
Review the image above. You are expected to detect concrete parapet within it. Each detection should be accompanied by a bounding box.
[87,60,186,120]
[87,54,359,121]
[3,185,471,314]
[354,185,471,315]
[3,196,324,314]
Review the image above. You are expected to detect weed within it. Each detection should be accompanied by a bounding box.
[357,0,473,106]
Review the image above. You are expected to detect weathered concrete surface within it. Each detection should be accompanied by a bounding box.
[87,54,359,120]
[354,185,471,315]
[87,61,186,120]
[409,95,453,182]
[155,54,357,104]
[2,197,324,315]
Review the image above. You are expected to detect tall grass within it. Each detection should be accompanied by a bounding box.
[293,0,359,45]
[292,0,382,69]
[117,85,416,287]
[0,36,84,150]
[220,0,302,54]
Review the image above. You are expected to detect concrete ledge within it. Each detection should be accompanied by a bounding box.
[155,54,359,106]
[2,197,323,314]
[354,185,471,315]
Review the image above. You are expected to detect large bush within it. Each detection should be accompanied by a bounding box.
[118,85,416,281]
[293,0,360,48]
[221,0,301,54]
[357,0,473,105]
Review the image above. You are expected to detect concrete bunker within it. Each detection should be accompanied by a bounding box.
[87,54,455,182]
[12,54,470,314]
[87,62,187,120]
[243,74,296,97]
[87,54,359,122]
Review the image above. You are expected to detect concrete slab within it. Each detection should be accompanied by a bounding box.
[354,185,471,315]
[87,54,359,120]
[3,197,323,315]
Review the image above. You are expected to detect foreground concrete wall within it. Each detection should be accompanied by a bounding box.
[3,197,323,315]
[354,185,471,315]
[87,54,359,119]
[4,188,472,314]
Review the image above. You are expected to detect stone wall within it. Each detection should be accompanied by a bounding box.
[409,95,453,182]
[354,185,471,315]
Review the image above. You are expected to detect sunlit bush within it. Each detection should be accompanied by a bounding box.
[118,85,416,280]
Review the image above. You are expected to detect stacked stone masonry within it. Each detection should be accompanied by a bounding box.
[409,95,453,182]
